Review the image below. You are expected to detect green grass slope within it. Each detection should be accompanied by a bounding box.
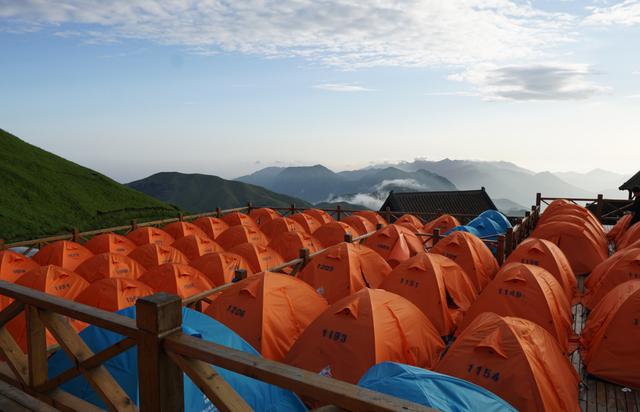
[127,172,312,212]
[0,129,179,242]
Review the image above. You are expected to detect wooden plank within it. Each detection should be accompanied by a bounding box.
[625,388,638,412]
[586,378,597,412]
[165,334,434,412]
[136,293,184,412]
[616,384,629,412]
[26,305,47,387]
[167,352,251,412]
[606,381,619,412]
[0,362,103,412]
[0,327,28,384]
[0,379,60,412]
[0,301,24,329]
[38,310,137,412]
[0,281,140,338]
[38,337,136,393]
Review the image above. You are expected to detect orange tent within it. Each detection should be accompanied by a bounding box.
[249,207,281,226]
[505,238,577,301]
[259,217,305,240]
[618,222,640,249]
[126,227,175,247]
[430,231,499,292]
[422,215,461,245]
[394,214,423,233]
[290,212,322,234]
[304,208,334,225]
[7,265,89,350]
[581,280,640,388]
[84,233,137,256]
[531,221,607,275]
[75,253,146,283]
[128,244,189,269]
[33,241,94,271]
[540,214,606,244]
[221,212,258,228]
[230,243,285,273]
[298,242,391,304]
[353,210,387,227]
[171,235,223,260]
[284,288,444,384]
[190,252,254,286]
[0,251,40,309]
[216,225,269,250]
[163,221,209,240]
[0,250,39,283]
[75,278,155,311]
[139,263,213,299]
[540,199,602,231]
[193,217,230,240]
[583,247,640,309]
[205,272,328,361]
[364,224,424,268]
[380,253,477,336]
[340,215,375,236]
[313,221,357,248]
[606,214,631,244]
[456,263,572,353]
[268,231,322,262]
[436,312,580,412]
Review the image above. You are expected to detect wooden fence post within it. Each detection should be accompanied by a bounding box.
[130,219,139,232]
[596,194,604,221]
[136,293,184,412]
[344,233,353,243]
[233,269,247,282]
[26,305,47,388]
[299,248,310,267]
[384,207,392,224]
[505,227,514,256]
[216,207,221,218]
[71,228,80,243]
[496,235,506,266]
[290,203,296,216]
[336,205,342,221]
[432,229,441,246]
[178,212,184,222]
[0,239,4,251]
[535,193,541,208]
[246,202,253,215]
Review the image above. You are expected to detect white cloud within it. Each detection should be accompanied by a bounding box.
[448,63,609,101]
[0,0,575,69]
[633,70,640,75]
[313,83,374,92]
[585,0,640,26]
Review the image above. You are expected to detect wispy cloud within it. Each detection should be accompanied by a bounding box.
[0,1,575,69]
[449,63,608,101]
[424,91,478,97]
[585,0,640,26]
[633,70,640,75]
[313,83,374,92]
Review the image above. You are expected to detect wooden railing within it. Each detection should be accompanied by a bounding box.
[0,282,434,412]
[535,192,632,225]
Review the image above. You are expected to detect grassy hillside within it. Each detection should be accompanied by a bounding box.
[128,172,313,212]
[0,129,179,242]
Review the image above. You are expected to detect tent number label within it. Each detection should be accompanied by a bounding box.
[467,364,500,382]
[53,283,71,292]
[520,258,540,266]
[227,305,246,317]
[322,329,347,343]
[399,278,420,288]
[497,288,523,298]
[317,264,334,272]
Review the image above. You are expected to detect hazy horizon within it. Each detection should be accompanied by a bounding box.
[1,1,639,182]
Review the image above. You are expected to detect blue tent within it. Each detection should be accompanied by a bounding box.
[466,216,503,240]
[478,210,512,232]
[48,306,306,412]
[444,225,481,237]
[358,362,515,412]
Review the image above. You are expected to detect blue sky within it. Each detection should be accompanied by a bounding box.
[1,0,639,182]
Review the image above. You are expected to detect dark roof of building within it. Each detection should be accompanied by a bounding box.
[620,171,640,191]
[379,189,497,218]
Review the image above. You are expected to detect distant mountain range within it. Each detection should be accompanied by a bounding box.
[554,169,631,198]
[237,165,456,203]
[128,172,312,211]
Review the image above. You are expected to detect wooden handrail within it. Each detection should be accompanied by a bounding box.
[0,282,141,338]
[164,333,435,412]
